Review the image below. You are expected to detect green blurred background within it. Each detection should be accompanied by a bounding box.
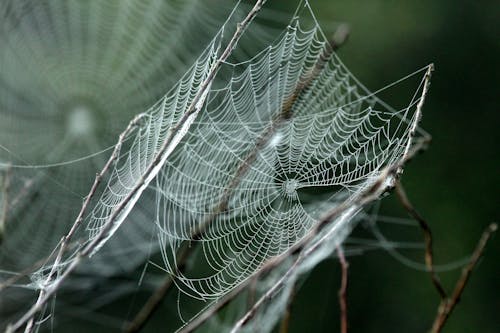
[267,1,499,332]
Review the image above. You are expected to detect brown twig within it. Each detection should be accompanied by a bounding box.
[430,223,497,333]
[0,164,11,243]
[337,246,349,333]
[278,281,297,333]
[395,181,497,332]
[395,182,447,298]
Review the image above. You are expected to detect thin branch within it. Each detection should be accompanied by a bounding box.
[7,1,267,331]
[430,223,497,333]
[395,182,447,298]
[123,246,190,333]
[395,181,497,332]
[278,280,297,333]
[0,164,11,244]
[337,246,349,333]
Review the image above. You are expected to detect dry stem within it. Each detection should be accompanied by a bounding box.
[0,164,11,243]
[395,182,497,333]
[429,223,497,333]
[395,182,447,298]
[337,246,349,333]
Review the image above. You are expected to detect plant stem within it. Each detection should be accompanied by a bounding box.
[430,223,497,333]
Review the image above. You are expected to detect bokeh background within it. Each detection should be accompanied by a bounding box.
[269,1,499,332]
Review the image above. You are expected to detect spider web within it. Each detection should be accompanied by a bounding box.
[0,1,432,331]
[153,11,429,308]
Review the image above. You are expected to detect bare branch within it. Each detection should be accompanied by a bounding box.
[430,223,497,333]
[337,246,349,333]
[395,179,497,332]
[395,182,447,298]
[0,164,11,244]
[278,280,297,333]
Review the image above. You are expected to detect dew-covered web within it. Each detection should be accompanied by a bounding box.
[0,0,433,331]
[153,3,430,307]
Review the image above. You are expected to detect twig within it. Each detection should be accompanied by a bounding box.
[278,281,297,333]
[395,180,497,332]
[7,2,267,331]
[123,246,190,333]
[395,182,447,298]
[337,246,349,333]
[0,164,11,243]
[430,223,497,333]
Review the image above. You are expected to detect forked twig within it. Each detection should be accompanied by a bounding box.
[395,182,497,333]
[395,182,447,298]
[6,1,267,332]
[430,223,497,333]
[337,246,349,333]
